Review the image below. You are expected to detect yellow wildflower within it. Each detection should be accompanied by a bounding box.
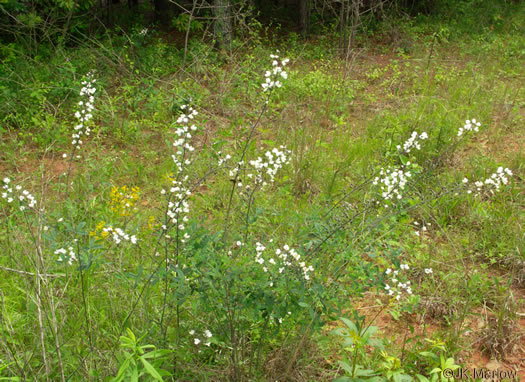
[89,221,109,239]
[109,185,140,217]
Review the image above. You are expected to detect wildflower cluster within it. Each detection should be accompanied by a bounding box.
[72,71,96,150]
[254,242,314,283]
[217,151,232,166]
[189,329,213,347]
[397,131,428,153]
[463,167,513,196]
[160,105,198,243]
[248,147,291,185]
[262,53,289,92]
[55,247,77,265]
[109,185,140,217]
[457,119,480,137]
[373,163,415,205]
[162,178,191,243]
[226,146,291,191]
[384,264,412,301]
[1,178,37,211]
[172,105,198,172]
[90,221,109,239]
[413,221,431,237]
[147,215,160,231]
[102,226,138,245]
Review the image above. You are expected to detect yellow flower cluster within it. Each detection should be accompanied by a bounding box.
[147,215,160,231]
[109,185,139,217]
[89,221,109,240]
[165,172,174,182]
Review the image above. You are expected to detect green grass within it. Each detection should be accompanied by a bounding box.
[0,6,524,381]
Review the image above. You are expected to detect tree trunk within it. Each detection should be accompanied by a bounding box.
[298,0,310,38]
[106,0,115,28]
[339,0,348,54]
[154,0,171,25]
[213,0,232,49]
[348,0,362,52]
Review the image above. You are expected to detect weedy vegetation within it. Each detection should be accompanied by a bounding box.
[0,0,524,380]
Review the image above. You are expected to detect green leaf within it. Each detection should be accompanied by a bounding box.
[131,367,138,382]
[338,360,353,374]
[362,325,378,338]
[354,368,376,377]
[125,328,136,342]
[141,349,171,359]
[444,358,459,370]
[340,317,358,333]
[418,351,438,361]
[140,357,163,381]
[333,377,353,382]
[112,358,131,382]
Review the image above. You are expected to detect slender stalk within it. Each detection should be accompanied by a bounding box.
[222,92,271,243]
[21,211,49,378]
[64,145,77,200]
[182,0,198,67]
[77,241,96,377]
[36,274,50,379]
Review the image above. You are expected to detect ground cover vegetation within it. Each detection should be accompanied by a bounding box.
[0,0,524,380]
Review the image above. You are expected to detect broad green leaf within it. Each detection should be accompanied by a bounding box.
[333,377,352,382]
[140,357,163,381]
[340,317,358,333]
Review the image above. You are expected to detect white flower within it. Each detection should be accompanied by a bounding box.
[458,119,481,137]
[102,226,137,245]
[256,242,313,282]
[194,338,200,345]
[71,71,97,150]
[262,54,290,91]
[424,268,433,274]
[384,264,413,300]
[204,329,212,338]
[374,164,413,204]
[398,131,428,153]
[466,167,513,196]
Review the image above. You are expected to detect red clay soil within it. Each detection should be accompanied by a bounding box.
[328,293,525,378]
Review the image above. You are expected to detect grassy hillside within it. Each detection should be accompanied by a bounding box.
[0,3,524,380]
